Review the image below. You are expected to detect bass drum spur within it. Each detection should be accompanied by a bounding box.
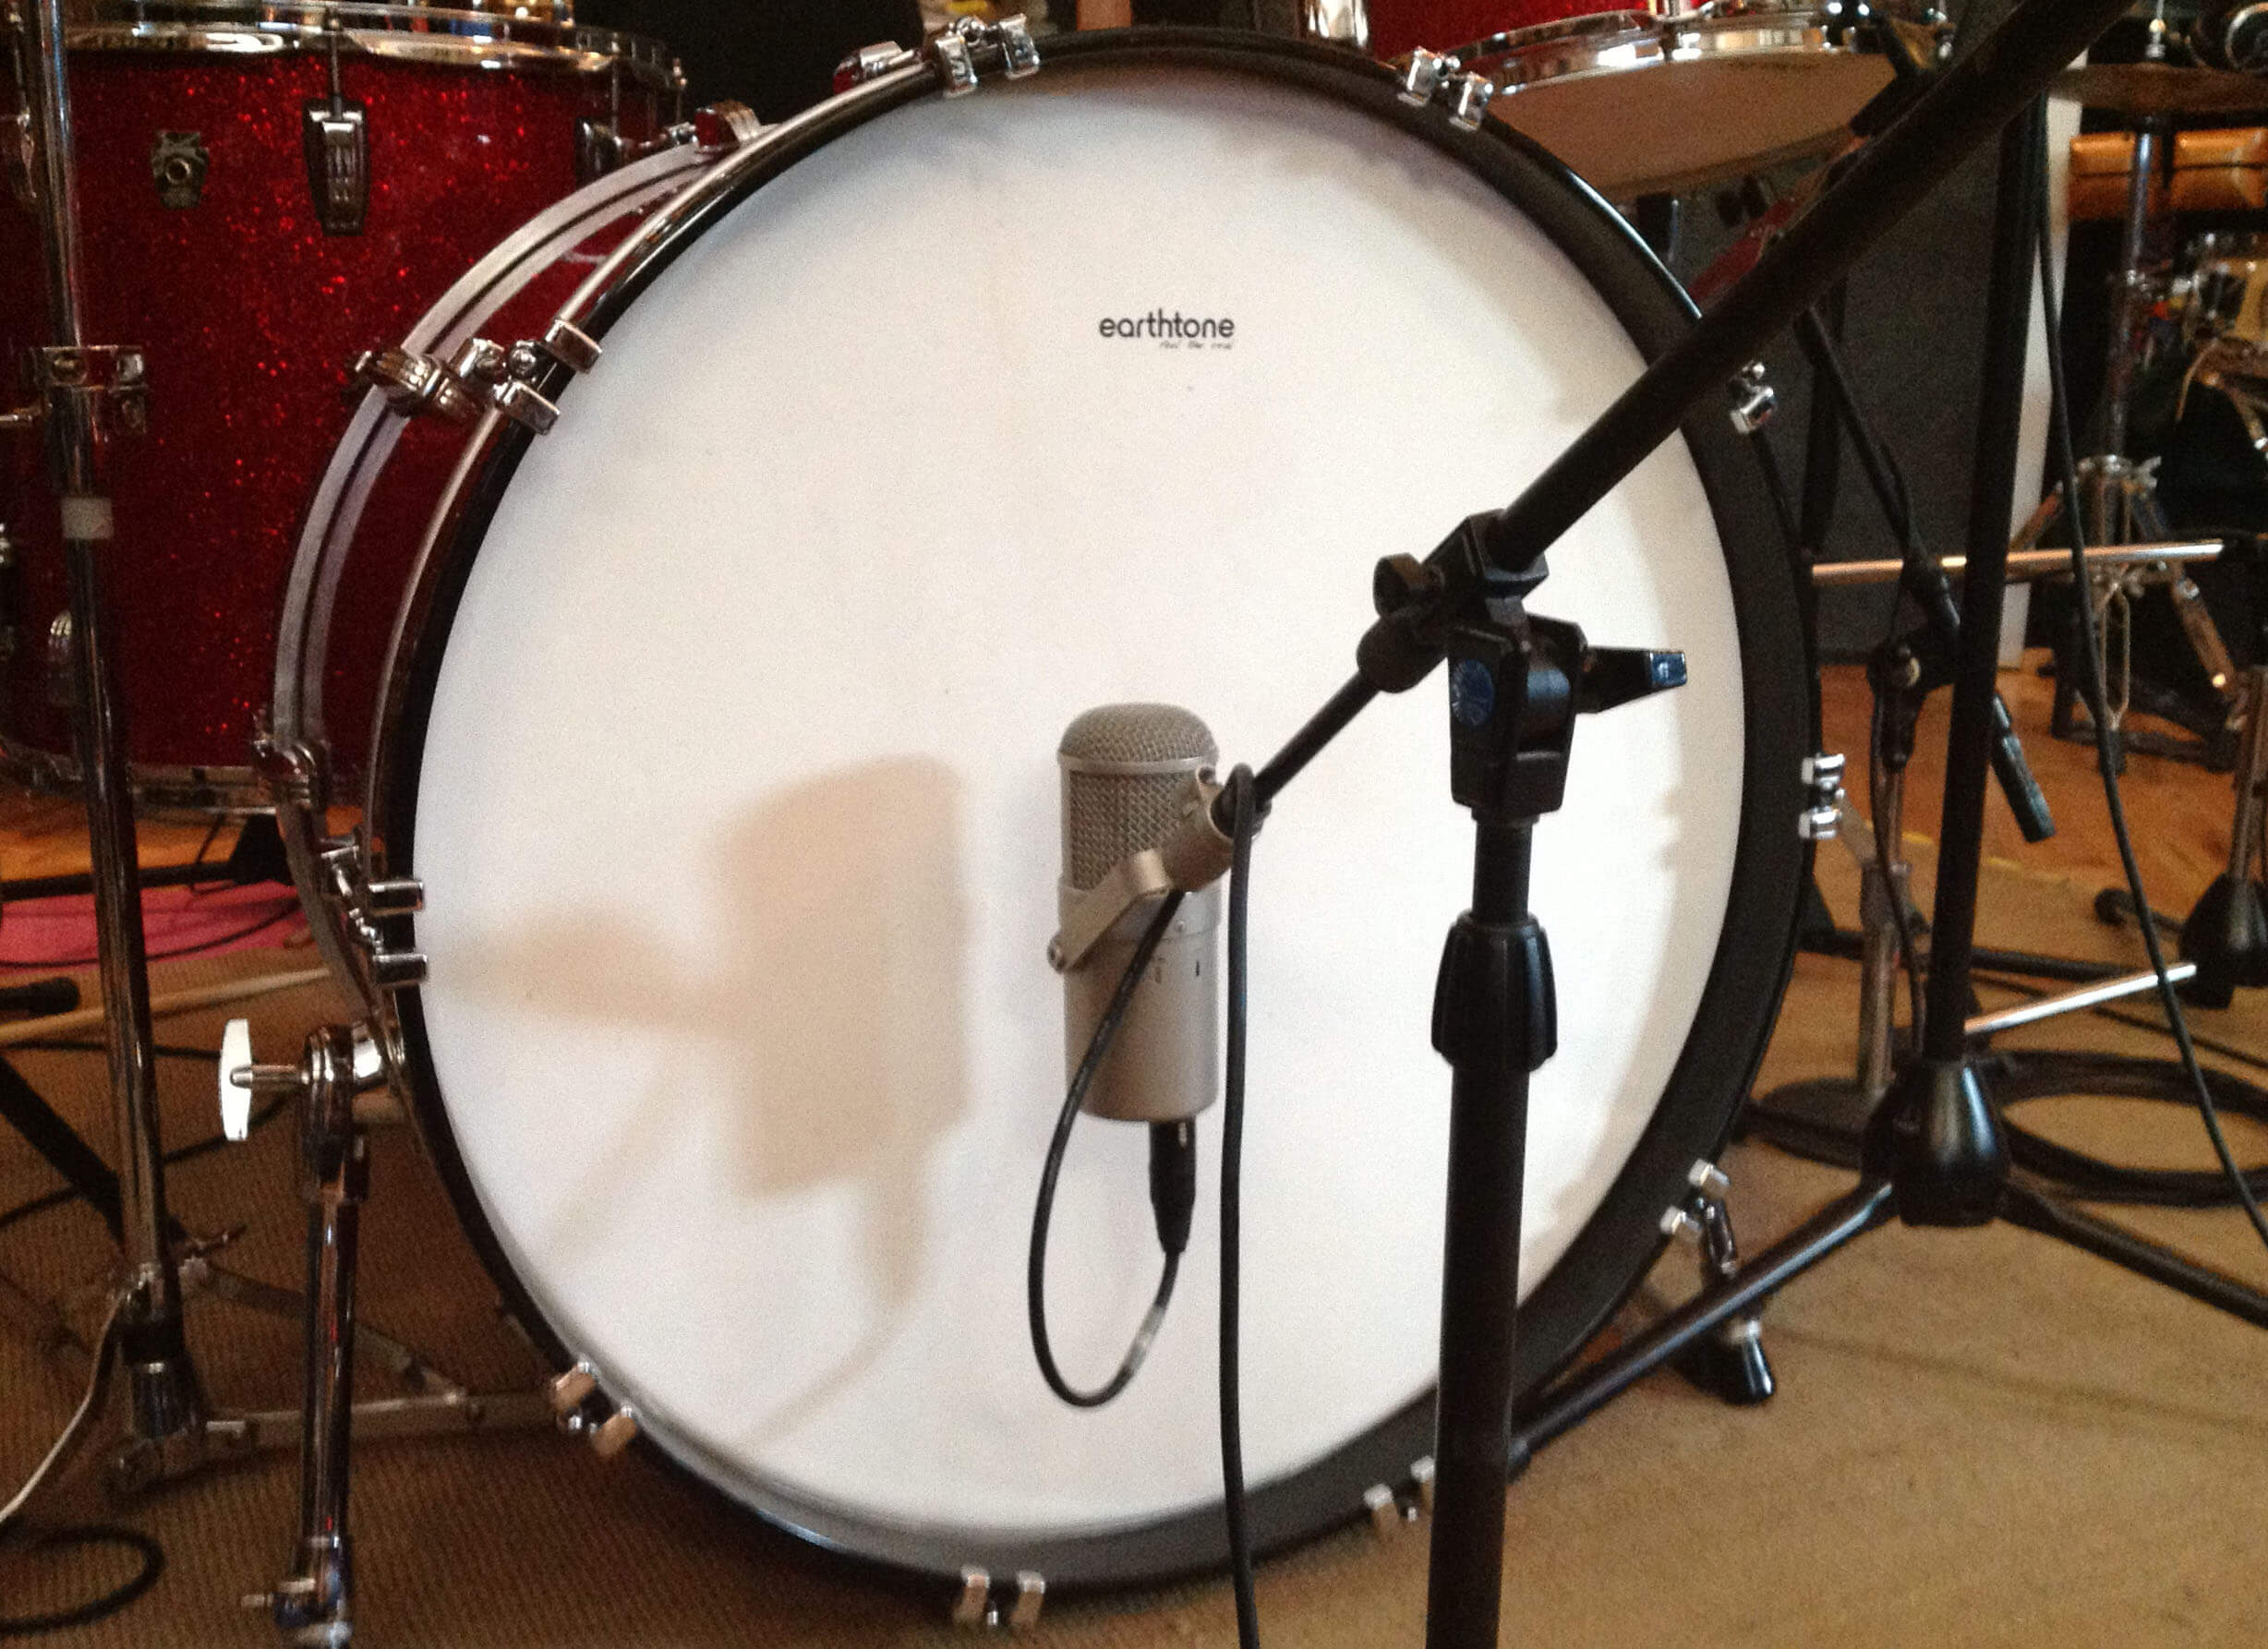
[273,25,1812,1600]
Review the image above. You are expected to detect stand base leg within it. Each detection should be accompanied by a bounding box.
[1999,1179,2268,1328]
[1512,1182,1896,1471]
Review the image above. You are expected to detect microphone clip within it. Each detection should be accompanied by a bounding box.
[1047,770,1236,973]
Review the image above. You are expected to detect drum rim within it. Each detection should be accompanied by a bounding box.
[61,0,678,84]
[367,27,1813,1595]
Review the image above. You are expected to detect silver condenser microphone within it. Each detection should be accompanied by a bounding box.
[1056,704,1223,1124]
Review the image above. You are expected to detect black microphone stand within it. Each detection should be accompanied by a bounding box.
[1211,6,2234,1647]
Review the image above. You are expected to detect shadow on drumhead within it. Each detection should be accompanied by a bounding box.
[436,755,971,1348]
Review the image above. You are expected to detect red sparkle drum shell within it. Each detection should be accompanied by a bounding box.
[0,5,676,802]
[1361,1,1609,61]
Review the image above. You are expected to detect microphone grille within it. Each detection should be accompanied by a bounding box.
[1059,704,1217,892]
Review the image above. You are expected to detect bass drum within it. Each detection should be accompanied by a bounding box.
[309,29,1811,1595]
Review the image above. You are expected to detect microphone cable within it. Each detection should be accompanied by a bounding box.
[2033,99,2268,1263]
[1217,765,1263,1649]
[1027,892,1193,1409]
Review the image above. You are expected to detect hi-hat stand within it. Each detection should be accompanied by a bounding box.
[2049,6,2249,768]
[0,9,549,1637]
[2,0,210,1518]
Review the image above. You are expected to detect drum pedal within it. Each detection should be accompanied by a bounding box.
[950,1567,1044,1631]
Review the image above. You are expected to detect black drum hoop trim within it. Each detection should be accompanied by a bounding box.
[378,28,1811,1597]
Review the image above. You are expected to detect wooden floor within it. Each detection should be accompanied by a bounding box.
[0,659,2264,1646]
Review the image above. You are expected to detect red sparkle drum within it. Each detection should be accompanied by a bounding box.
[273,29,1811,1595]
[0,1,679,806]
[1361,0,1598,61]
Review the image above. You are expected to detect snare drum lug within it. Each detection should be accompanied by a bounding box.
[303,12,369,235]
[1411,1454,1436,1515]
[1799,752,1847,841]
[1688,1158,1731,1200]
[1728,361,1777,434]
[1659,1204,1701,1245]
[1363,1481,1405,1537]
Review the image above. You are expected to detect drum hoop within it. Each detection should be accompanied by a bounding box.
[60,1,676,86]
[360,27,1813,1591]
[270,140,716,1016]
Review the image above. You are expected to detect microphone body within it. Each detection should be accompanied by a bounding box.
[1058,704,1223,1125]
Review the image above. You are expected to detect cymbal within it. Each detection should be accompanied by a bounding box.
[2053,61,2268,115]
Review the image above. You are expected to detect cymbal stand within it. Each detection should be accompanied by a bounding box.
[2049,6,2245,766]
[1,0,210,1523]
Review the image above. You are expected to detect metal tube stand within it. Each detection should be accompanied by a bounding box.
[17,0,208,1498]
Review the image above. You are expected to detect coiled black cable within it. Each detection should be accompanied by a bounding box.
[0,1525,163,1637]
[1027,892,1188,1408]
[1991,1048,2268,1207]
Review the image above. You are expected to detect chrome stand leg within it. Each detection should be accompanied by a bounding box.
[20,0,206,1499]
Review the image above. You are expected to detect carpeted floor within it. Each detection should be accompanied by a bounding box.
[2,667,2267,1646]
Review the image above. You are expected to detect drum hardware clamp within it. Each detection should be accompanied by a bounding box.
[951,1567,1045,1631]
[351,317,602,436]
[838,14,1040,98]
[1363,1456,1438,1540]
[546,1359,642,1458]
[1394,49,1497,132]
[1658,1161,1775,1407]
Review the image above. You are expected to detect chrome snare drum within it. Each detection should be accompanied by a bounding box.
[272,24,1810,1598]
[1450,2,1951,199]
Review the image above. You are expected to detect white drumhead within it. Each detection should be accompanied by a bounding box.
[409,68,1746,1541]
